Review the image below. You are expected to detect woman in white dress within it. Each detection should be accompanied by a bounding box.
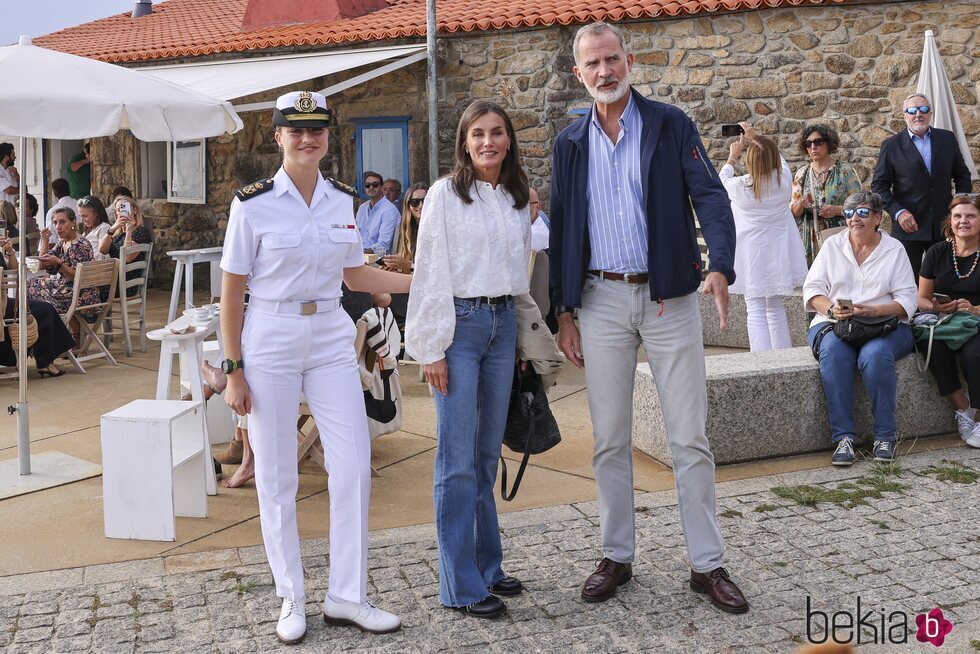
[721,124,808,351]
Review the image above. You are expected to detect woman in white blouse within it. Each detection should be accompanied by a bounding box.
[803,191,917,466]
[721,124,807,351]
[75,196,111,259]
[405,100,530,619]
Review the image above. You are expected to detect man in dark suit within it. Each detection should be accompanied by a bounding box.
[871,93,973,279]
[550,21,747,614]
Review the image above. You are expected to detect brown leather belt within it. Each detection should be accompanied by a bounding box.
[588,270,648,284]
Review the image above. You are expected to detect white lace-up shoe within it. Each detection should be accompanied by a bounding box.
[967,422,980,449]
[322,595,401,634]
[276,597,307,644]
[955,409,976,442]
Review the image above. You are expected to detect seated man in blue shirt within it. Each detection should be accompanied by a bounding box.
[356,170,401,255]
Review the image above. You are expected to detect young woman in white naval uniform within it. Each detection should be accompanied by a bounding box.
[219,91,412,645]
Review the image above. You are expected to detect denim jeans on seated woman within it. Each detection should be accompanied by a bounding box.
[808,322,914,444]
[433,297,516,607]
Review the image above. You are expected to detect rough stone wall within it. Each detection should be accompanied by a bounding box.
[86,0,978,284]
[438,0,979,211]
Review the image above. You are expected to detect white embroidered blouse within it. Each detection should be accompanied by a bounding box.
[405,177,530,364]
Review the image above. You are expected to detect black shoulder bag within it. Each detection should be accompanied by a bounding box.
[832,315,900,347]
[499,364,561,501]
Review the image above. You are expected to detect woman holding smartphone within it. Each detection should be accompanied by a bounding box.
[405,100,530,619]
[916,194,980,447]
[803,191,917,466]
[220,91,411,645]
[99,194,152,296]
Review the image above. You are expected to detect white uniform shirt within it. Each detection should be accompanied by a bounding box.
[530,212,550,252]
[220,167,364,301]
[405,177,531,364]
[802,230,918,328]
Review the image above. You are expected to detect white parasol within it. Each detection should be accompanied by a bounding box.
[916,30,978,180]
[0,36,242,477]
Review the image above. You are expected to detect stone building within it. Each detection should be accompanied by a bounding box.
[36,0,979,284]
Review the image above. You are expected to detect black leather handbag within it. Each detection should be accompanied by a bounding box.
[833,315,900,347]
[499,364,561,501]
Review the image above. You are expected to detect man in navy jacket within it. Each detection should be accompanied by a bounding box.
[871,92,973,279]
[550,22,747,614]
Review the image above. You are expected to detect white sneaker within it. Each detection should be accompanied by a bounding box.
[954,409,976,442]
[276,597,307,644]
[322,595,401,634]
[967,422,980,449]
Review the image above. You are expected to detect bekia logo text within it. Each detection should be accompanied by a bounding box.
[806,596,953,647]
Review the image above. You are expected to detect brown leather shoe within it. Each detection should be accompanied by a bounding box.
[581,558,632,603]
[689,567,749,614]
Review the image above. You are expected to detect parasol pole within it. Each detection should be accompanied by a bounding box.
[13,136,30,474]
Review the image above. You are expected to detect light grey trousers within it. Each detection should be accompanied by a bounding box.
[577,276,725,572]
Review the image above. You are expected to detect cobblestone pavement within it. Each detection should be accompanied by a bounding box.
[2,445,979,653]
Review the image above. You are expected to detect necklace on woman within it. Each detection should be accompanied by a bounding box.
[952,245,980,279]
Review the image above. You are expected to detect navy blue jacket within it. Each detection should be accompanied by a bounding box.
[549,88,736,309]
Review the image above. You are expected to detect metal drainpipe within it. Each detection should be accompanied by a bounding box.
[426,0,438,182]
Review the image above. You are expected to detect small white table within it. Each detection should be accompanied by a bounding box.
[166,247,223,323]
[147,315,221,496]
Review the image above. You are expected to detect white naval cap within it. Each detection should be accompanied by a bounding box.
[272,91,333,128]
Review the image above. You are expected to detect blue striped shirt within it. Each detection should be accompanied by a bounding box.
[586,94,647,273]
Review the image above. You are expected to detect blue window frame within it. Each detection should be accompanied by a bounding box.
[352,116,410,200]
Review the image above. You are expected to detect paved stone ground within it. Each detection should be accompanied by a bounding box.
[2,444,979,654]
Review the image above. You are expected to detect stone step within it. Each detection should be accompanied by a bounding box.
[633,345,956,466]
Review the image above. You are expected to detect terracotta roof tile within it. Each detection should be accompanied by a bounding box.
[32,0,854,63]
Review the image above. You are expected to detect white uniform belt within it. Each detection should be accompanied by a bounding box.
[248,297,341,315]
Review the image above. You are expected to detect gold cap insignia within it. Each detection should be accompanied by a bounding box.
[294,92,317,113]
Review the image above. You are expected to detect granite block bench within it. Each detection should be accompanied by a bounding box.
[700,291,810,349]
[633,346,956,467]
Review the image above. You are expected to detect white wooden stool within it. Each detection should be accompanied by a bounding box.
[147,316,220,495]
[101,400,208,541]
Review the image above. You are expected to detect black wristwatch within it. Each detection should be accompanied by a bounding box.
[221,358,244,374]
[557,305,574,316]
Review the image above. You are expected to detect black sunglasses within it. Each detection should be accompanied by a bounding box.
[804,138,826,149]
[843,207,875,219]
[364,181,381,189]
[904,105,931,115]
[407,197,425,208]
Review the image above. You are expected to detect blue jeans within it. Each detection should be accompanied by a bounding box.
[433,297,516,606]
[808,322,914,443]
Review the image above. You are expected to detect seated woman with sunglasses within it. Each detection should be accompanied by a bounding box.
[382,184,427,274]
[916,194,980,448]
[803,191,918,466]
[791,124,861,264]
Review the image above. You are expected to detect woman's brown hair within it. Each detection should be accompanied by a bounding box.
[450,100,529,209]
[941,194,980,241]
[743,135,782,201]
[397,183,428,262]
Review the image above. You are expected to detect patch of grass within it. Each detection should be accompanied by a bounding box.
[870,460,903,477]
[130,609,144,620]
[719,509,742,518]
[923,461,979,485]
[635,506,649,513]
[230,581,257,594]
[870,520,890,530]
[126,593,141,610]
[771,474,909,509]
[772,561,788,568]
[969,638,980,651]
[754,503,781,513]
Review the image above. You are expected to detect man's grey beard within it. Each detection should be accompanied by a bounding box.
[586,73,631,104]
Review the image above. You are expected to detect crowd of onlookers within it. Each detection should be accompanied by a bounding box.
[0,142,153,377]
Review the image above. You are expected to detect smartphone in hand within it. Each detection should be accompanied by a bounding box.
[933,293,953,305]
[836,298,853,311]
[721,124,744,137]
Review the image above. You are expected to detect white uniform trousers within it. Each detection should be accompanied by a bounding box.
[242,306,371,603]
[576,278,726,572]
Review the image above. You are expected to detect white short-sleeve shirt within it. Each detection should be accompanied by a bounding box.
[220,166,364,302]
